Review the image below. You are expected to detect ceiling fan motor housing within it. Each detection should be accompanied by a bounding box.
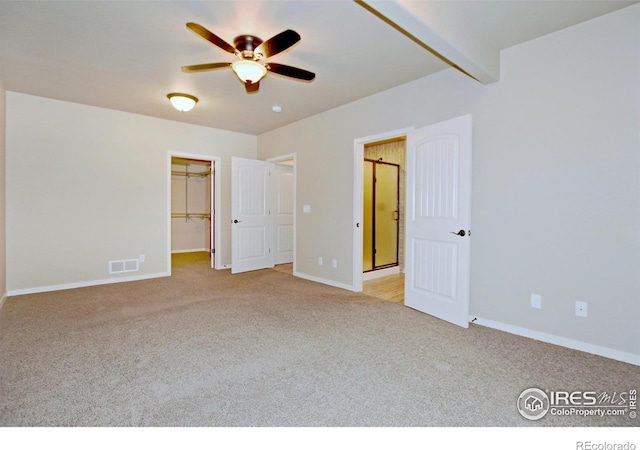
[234,35,263,59]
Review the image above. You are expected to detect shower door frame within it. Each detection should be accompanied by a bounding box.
[363,158,400,272]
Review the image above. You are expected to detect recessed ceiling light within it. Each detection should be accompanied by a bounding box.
[272,105,282,113]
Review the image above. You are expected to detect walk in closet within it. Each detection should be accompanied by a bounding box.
[171,158,213,259]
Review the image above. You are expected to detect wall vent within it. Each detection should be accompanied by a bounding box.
[109,259,139,274]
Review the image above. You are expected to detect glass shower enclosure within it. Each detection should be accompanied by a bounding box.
[363,159,400,272]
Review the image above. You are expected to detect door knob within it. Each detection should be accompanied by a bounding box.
[232,219,242,224]
[450,229,466,237]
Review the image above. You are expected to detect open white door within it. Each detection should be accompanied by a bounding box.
[404,114,472,328]
[231,157,274,274]
[273,163,294,265]
[210,161,215,269]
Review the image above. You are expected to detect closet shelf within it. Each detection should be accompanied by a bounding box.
[172,170,211,178]
[171,213,211,220]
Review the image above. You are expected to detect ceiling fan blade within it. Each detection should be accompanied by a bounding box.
[266,63,315,81]
[186,22,237,55]
[181,62,232,73]
[245,81,260,93]
[255,29,300,58]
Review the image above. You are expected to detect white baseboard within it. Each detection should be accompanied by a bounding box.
[293,271,357,292]
[171,248,208,254]
[471,316,640,366]
[7,272,171,296]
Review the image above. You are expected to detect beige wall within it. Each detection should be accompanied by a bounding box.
[0,80,6,302]
[6,93,256,292]
[258,6,640,358]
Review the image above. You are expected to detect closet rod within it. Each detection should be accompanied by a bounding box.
[171,170,211,178]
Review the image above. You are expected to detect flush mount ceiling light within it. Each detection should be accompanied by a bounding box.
[167,93,198,112]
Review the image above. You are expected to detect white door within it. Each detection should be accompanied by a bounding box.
[404,114,472,328]
[209,161,215,269]
[231,157,274,274]
[273,164,294,265]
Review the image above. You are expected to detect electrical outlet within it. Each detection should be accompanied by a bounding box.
[139,254,145,263]
[332,259,337,269]
[318,257,323,266]
[530,294,542,309]
[575,301,588,317]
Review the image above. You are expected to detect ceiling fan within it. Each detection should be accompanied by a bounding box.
[181,22,315,93]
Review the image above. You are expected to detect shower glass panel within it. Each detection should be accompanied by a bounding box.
[363,159,399,272]
[375,163,399,267]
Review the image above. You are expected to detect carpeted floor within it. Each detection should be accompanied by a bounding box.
[0,252,638,427]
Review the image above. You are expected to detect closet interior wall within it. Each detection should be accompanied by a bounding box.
[171,158,212,255]
[364,139,406,271]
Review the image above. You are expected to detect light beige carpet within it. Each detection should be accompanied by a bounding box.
[0,252,638,427]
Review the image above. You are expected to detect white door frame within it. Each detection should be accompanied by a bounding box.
[352,128,414,292]
[268,153,297,273]
[167,152,221,273]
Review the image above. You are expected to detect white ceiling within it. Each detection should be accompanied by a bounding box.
[0,0,635,135]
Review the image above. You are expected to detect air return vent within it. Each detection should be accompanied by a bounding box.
[109,259,139,274]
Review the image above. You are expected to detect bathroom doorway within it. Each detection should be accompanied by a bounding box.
[363,137,406,281]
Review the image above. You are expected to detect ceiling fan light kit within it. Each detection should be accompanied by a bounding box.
[167,93,198,112]
[182,22,315,94]
[231,60,267,84]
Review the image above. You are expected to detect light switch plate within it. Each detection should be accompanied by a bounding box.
[575,301,588,317]
[530,294,541,309]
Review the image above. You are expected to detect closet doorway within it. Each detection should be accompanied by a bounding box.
[169,153,220,270]
[363,137,406,281]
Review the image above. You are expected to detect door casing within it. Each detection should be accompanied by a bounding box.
[353,127,414,292]
[167,152,221,272]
